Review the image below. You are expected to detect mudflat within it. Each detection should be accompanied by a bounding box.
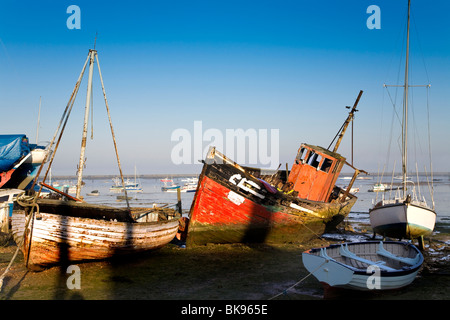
[0,229,448,301]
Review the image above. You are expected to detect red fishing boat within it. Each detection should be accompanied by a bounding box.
[186,91,366,246]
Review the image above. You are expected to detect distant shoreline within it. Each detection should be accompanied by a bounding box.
[50,172,450,180]
[51,173,200,180]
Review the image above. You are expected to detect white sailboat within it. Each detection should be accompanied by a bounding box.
[110,166,143,193]
[369,0,436,248]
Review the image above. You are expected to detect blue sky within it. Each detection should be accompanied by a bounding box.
[1,0,449,175]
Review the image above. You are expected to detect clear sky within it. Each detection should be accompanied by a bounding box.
[1,0,449,176]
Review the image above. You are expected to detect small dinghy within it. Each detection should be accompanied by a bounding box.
[302,241,423,292]
[87,190,100,196]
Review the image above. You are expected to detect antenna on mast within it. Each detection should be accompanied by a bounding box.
[327,90,363,153]
[93,32,98,50]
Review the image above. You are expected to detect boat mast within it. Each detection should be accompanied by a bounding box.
[36,96,41,144]
[76,49,96,199]
[328,90,363,153]
[402,0,411,195]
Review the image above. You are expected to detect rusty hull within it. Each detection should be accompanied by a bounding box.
[186,148,357,246]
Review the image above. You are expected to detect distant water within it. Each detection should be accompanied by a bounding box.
[51,173,450,233]
[53,176,196,214]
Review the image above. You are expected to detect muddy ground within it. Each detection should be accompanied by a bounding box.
[0,225,448,302]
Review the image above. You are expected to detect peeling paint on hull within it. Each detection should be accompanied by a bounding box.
[11,201,180,269]
[186,158,356,246]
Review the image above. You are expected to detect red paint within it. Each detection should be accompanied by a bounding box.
[191,176,300,227]
[0,168,15,188]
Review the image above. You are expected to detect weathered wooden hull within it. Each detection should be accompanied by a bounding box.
[11,199,180,269]
[186,159,356,246]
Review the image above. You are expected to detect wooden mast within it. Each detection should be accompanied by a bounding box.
[76,49,96,199]
[327,90,365,203]
[73,48,131,211]
[329,90,363,153]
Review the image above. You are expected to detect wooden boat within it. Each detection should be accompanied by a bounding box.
[87,189,100,196]
[302,241,423,292]
[0,189,24,233]
[10,48,181,269]
[371,183,387,192]
[343,186,359,194]
[369,0,436,247]
[161,184,181,192]
[186,91,366,246]
[11,198,180,269]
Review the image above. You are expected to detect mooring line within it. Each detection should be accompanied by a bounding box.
[268,260,327,300]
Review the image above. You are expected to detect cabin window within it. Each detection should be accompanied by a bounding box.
[296,147,308,164]
[299,148,307,161]
[306,152,321,168]
[313,154,323,169]
[306,151,315,166]
[320,157,333,173]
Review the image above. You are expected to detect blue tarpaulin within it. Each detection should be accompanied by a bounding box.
[0,135,31,172]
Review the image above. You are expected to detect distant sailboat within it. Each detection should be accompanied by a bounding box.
[110,166,143,193]
[162,177,198,193]
[369,0,436,249]
[126,165,143,193]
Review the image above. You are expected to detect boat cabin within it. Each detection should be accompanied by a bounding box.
[287,143,346,202]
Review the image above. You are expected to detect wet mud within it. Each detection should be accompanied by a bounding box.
[0,223,448,301]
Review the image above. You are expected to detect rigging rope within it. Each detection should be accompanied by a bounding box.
[90,78,94,140]
[0,194,39,291]
[268,260,327,300]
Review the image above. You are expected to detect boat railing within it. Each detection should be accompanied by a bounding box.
[205,146,246,173]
